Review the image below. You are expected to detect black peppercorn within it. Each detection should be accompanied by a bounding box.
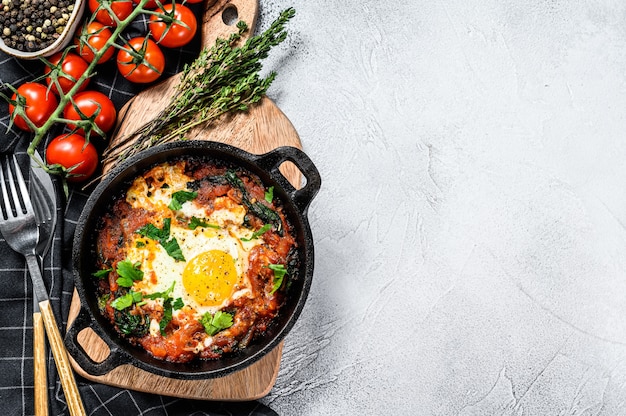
[0,0,75,52]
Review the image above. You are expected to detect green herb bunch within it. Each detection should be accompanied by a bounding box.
[103,7,296,164]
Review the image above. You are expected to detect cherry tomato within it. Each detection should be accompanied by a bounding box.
[46,133,99,182]
[132,0,158,9]
[88,0,133,26]
[117,37,165,83]
[44,52,90,96]
[63,91,117,135]
[74,22,114,64]
[149,3,197,48]
[8,82,58,131]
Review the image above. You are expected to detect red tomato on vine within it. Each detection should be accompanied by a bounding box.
[117,37,165,84]
[63,91,117,136]
[88,0,134,26]
[74,22,115,64]
[44,52,90,96]
[8,82,58,131]
[149,3,197,48]
[46,133,99,182]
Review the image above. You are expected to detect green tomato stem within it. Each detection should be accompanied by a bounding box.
[26,0,158,161]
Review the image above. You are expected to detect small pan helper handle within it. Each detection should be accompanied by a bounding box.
[65,306,127,376]
[255,146,322,213]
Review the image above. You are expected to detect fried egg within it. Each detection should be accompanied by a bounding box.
[123,163,264,321]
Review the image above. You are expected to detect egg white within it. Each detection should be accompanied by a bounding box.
[126,163,194,212]
[127,220,264,317]
[122,161,269,336]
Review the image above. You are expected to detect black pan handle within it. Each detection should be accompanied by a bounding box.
[254,146,321,213]
[64,306,128,376]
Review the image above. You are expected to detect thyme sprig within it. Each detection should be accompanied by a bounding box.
[103,7,296,164]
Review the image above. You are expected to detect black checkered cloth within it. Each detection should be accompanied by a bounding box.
[0,6,278,416]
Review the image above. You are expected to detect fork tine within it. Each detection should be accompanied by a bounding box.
[8,155,33,215]
[0,157,10,220]
[30,171,51,222]
[30,181,45,222]
[5,156,20,218]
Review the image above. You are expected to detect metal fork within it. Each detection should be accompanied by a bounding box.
[0,155,86,416]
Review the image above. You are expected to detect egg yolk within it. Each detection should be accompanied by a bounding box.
[182,250,238,307]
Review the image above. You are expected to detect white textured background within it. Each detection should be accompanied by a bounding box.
[256,1,626,414]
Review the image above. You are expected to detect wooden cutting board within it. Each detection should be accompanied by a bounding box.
[66,0,302,400]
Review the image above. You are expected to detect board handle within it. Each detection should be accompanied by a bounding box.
[255,146,321,213]
[64,306,127,376]
[201,0,259,48]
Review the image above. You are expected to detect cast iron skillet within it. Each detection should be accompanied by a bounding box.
[65,140,321,380]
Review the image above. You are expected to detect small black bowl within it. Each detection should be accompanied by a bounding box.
[65,140,321,380]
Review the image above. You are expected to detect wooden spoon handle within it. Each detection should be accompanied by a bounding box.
[39,300,86,416]
[33,311,48,416]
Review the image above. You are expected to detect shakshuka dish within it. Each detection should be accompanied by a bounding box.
[92,158,298,363]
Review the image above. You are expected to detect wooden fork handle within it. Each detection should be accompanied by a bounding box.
[33,311,48,416]
[39,300,86,416]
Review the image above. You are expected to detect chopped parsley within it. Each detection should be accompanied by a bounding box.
[144,282,184,336]
[143,281,176,300]
[172,297,184,310]
[98,294,110,312]
[201,311,234,336]
[116,260,144,287]
[168,190,198,210]
[136,218,185,261]
[92,267,113,279]
[241,224,272,242]
[160,237,185,261]
[136,220,169,241]
[111,291,143,310]
[268,263,287,294]
[188,216,219,230]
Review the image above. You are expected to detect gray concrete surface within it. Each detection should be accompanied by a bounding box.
[257,1,626,414]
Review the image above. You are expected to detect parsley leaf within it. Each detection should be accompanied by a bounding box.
[143,282,184,336]
[160,298,174,335]
[92,268,113,279]
[188,216,219,230]
[158,297,183,335]
[268,263,287,294]
[144,281,176,300]
[241,224,272,242]
[111,291,143,310]
[136,218,185,261]
[136,222,165,241]
[161,237,185,261]
[264,186,274,203]
[201,311,234,336]
[168,190,198,210]
[172,297,184,310]
[116,261,144,287]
